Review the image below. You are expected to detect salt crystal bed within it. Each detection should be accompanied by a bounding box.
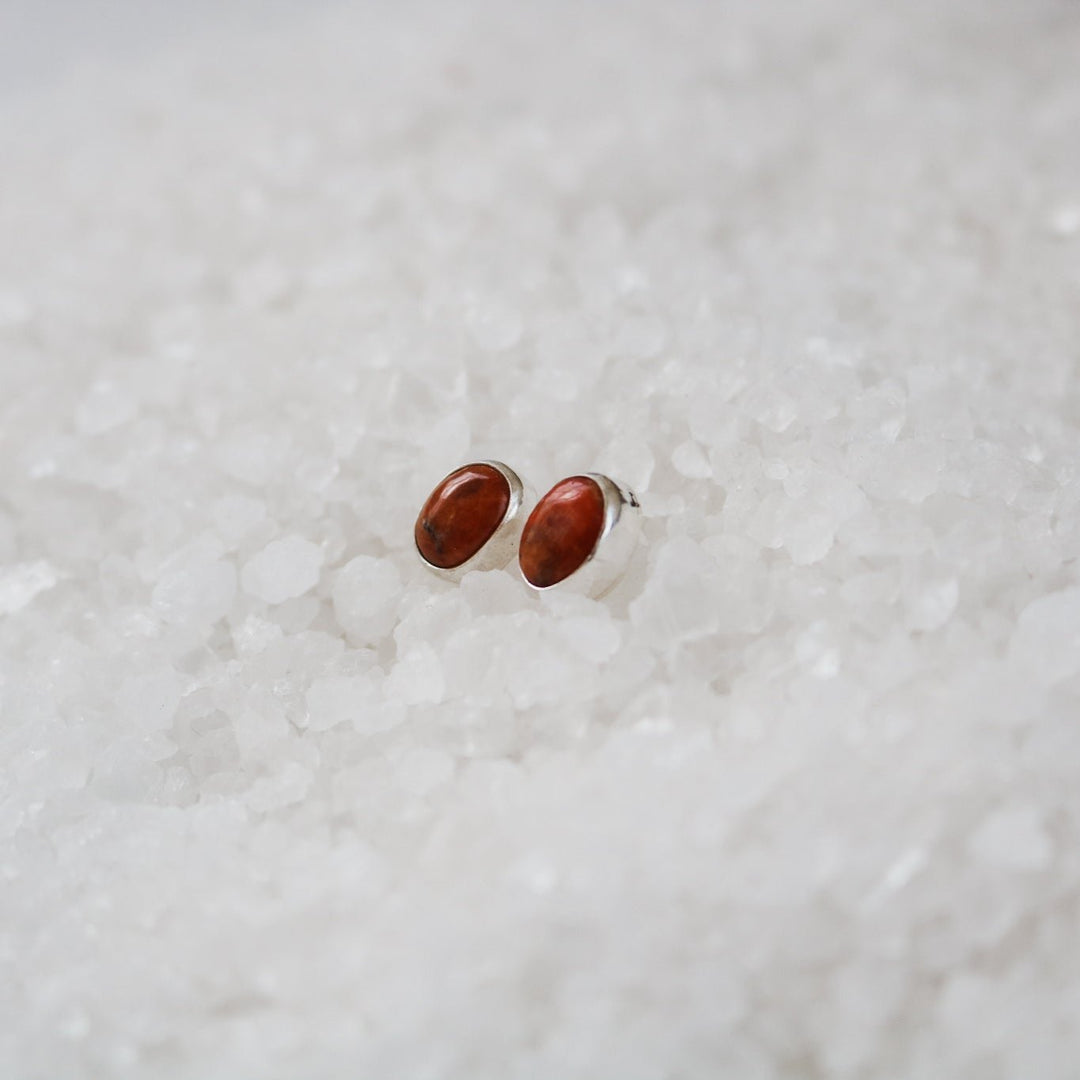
[2,0,1080,1076]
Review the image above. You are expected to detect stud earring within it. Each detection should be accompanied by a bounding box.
[415,461,532,582]
[518,473,641,598]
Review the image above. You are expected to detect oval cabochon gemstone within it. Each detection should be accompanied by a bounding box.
[415,463,511,569]
[519,475,606,588]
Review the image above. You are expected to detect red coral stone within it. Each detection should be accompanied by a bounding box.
[415,464,511,569]
[519,475,606,588]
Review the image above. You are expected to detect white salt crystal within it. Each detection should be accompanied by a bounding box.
[778,502,836,565]
[1048,203,1080,238]
[0,560,59,615]
[241,537,323,604]
[385,643,445,705]
[744,384,797,433]
[232,259,295,308]
[245,761,313,812]
[91,741,163,802]
[847,381,906,442]
[116,670,186,733]
[232,703,290,759]
[187,725,240,780]
[217,430,291,486]
[0,510,14,561]
[304,673,383,733]
[212,494,268,549]
[417,413,471,471]
[795,622,841,679]
[466,297,523,352]
[362,697,407,736]
[152,557,236,627]
[864,847,928,908]
[0,290,32,327]
[671,439,712,479]
[331,555,401,644]
[508,852,560,895]
[596,434,655,491]
[906,577,959,632]
[231,613,284,657]
[1010,587,1080,684]
[557,614,622,663]
[57,1008,91,1041]
[820,961,906,1075]
[458,568,525,616]
[969,805,1053,871]
[502,631,582,711]
[629,537,723,647]
[613,312,667,358]
[852,440,945,503]
[74,379,137,435]
[937,973,998,1044]
[393,747,454,796]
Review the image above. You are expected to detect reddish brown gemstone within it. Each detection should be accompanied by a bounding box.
[519,476,606,588]
[415,463,511,569]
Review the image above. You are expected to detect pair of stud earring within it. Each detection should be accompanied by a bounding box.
[414,461,641,598]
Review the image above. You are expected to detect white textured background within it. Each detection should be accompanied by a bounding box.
[3,1,1080,1077]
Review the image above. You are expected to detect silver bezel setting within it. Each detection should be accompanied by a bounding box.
[522,472,641,599]
[416,460,533,584]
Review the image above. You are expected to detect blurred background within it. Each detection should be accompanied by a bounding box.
[0,0,324,93]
